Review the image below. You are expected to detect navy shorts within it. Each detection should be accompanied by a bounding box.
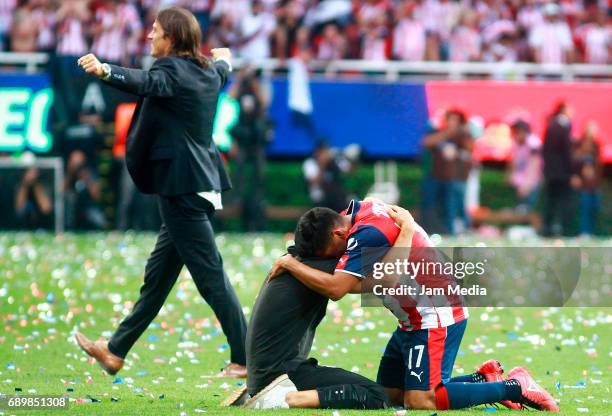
[376,320,467,391]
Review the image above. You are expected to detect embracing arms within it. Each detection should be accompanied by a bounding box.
[269,205,417,301]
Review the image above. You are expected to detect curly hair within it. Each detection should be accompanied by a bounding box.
[294,207,342,258]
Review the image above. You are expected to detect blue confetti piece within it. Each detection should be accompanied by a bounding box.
[506,332,518,340]
[159,394,165,400]
[484,407,497,412]
[7,363,15,370]
[577,381,586,387]
[66,388,74,392]
[46,293,55,303]
[211,329,220,335]
[147,335,158,342]
[113,377,123,384]
[555,381,561,390]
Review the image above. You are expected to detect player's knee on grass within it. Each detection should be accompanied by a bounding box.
[403,389,437,410]
[384,387,404,406]
[318,384,388,409]
[285,390,319,408]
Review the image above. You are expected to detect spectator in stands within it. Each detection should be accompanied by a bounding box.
[572,121,602,236]
[449,9,481,61]
[189,0,213,37]
[422,108,469,235]
[273,0,306,60]
[483,31,518,62]
[0,0,15,51]
[31,0,56,53]
[474,0,512,29]
[517,0,543,32]
[64,150,106,230]
[10,0,36,52]
[356,0,389,27]
[211,0,251,25]
[317,22,347,60]
[577,10,611,64]
[541,101,574,237]
[91,0,142,66]
[208,13,240,51]
[229,65,273,231]
[15,166,52,229]
[362,22,388,61]
[451,124,474,233]
[3,0,608,65]
[238,0,276,60]
[55,0,89,60]
[392,1,426,61]
[529,3,574,64]
[302,0,352,32]
[303,141,355,212]
[508,119,542,214]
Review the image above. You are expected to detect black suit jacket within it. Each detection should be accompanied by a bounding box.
[542,116,572,183]
[104,56,232,195]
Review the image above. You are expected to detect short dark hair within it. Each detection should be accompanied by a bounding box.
[511,119,531,133]
[294,207,342,258]
[157,7,210,67]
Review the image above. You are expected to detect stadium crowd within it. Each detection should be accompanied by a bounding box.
[418,103,603,237]
[0,0,610,65]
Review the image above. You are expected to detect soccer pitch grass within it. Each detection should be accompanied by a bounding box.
[0,233,609,416]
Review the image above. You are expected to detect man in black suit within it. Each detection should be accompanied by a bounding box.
[542,102,574,237]
[74,6,247,377]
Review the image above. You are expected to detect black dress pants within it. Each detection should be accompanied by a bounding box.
[542,180,574,236]
[286,358,388,409]
[108,194,247,364]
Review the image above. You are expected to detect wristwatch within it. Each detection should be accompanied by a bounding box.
[101,63,111,80]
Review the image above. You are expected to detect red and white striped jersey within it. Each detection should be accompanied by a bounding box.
[577,23,611,64]
[528,21,573,64]
[92,3,141,63]
[335,200,469,331]
[0,0,15,35]
[449,25,481,62]
[56,17,87,56]
[392,18,425,61]
[32,7,56,51]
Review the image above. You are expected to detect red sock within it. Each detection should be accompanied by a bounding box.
[434,385,450,410]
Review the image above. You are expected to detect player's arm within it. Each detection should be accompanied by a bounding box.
[78,53,178,97]
[271,257,359,301]
[368,205,416,290]
[270,205,416,300]
[211,48,232,88]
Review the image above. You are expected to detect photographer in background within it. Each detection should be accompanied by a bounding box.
[229,65,274,231]
[15,167,52,229]
[541,101,574,237]
[422,109,471,235]
[63,150,106,230]
[572,121,602,237]
[508,119,542,214]
[303,141,360,212]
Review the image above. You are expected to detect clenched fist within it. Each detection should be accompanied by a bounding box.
[211,48,232,61]
[77,53,104,78]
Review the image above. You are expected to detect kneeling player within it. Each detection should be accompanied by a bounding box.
[270,199,559,411]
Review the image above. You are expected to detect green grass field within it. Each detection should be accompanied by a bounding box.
[0,233,609,415]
